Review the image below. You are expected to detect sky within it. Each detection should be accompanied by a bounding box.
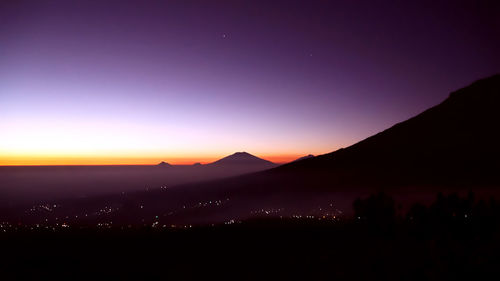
[1,0,499,165]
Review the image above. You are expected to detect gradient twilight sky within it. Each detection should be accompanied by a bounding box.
[1,0,499,165]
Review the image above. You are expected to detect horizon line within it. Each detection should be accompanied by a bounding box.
[0,153,311,166]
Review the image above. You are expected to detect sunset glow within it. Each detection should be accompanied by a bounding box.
[2,1,500,277]
[1,0,498,166]
[0,154,304,166]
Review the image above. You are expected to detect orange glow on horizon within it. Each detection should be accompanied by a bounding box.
[0,154,304,166]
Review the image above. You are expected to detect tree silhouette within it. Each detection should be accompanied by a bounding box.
[353,192,396,228]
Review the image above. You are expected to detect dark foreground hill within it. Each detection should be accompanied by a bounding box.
[274,74,500,188]
[3,192,500,281]
[5,75,500,226]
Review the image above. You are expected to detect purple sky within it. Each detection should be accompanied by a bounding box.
[1,0,499,164]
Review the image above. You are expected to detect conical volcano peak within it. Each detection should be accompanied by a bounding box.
[211,152,275,166]
[231,152,254,158]
[157,161,171,167]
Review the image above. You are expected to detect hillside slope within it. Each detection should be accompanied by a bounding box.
[274,74,500,188]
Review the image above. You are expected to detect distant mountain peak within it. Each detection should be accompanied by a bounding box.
[232,151,252,156]
[211,152,275,166]
[157,161,171,167]
[292,154,315,162]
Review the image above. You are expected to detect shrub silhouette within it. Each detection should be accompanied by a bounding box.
[353,192,396,227]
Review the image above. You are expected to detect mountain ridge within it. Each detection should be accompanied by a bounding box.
[271,74,500,187]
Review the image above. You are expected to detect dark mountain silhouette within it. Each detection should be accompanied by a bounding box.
[209,152,275,167]
[157,161,171,167]
[7,75,500,226]
[273,74,500,188]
